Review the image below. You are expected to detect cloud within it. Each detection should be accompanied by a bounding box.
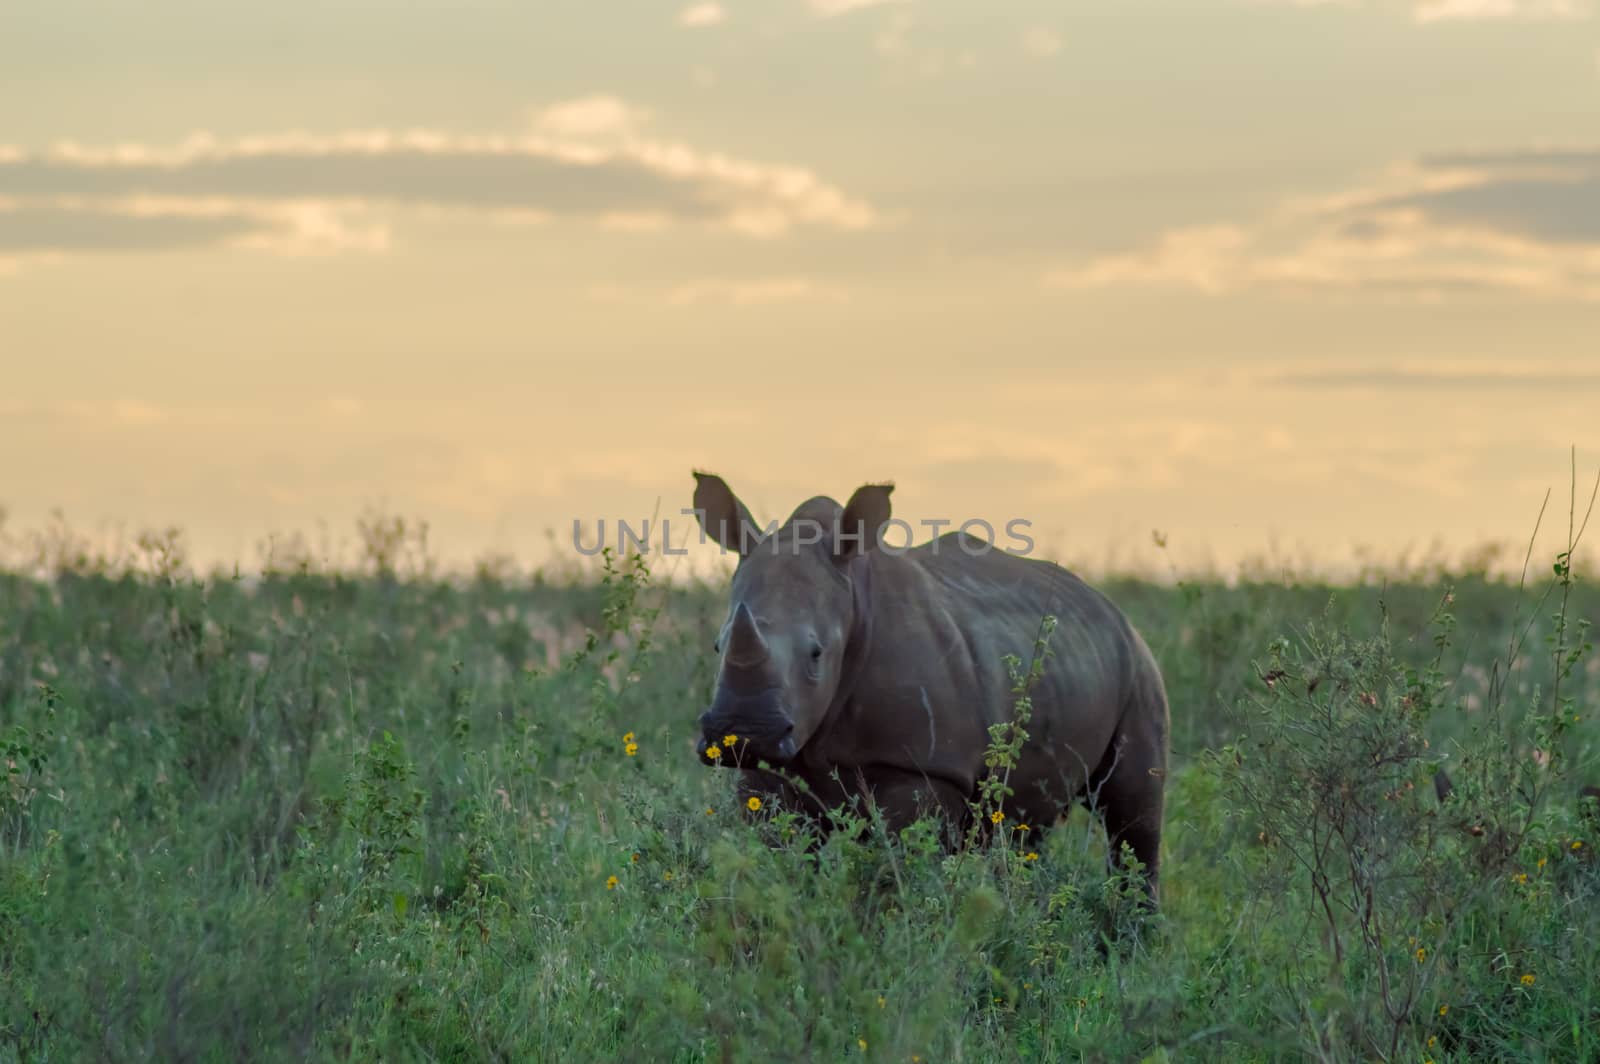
[0,103,877,262]
[0,201,262,253]
[1412,0,1586,21]
[808,0,907,16]
[1262,0,1590,19]
[1021,27,1063,58]
[0,196,388,256]
[1047,147,1600,301]
[678,2,725,27]
[1,397,174,426]
[531,95,650,138]
[664,277,847,306]
[1261,365,1600,390]
[874,11,977,79]
[588,276,846,307]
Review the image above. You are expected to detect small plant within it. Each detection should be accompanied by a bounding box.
[2,685,56,855]
[303,729,429,924]
[355,505,432,580]
[1225,610,1451,1058]
[968,614,1058,851]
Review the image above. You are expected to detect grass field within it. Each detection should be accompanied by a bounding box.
[2,517,1598,1062]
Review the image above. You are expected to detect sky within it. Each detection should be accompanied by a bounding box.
[2,0,1598,579]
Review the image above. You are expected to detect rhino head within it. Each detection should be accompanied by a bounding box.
[690,471,892,769]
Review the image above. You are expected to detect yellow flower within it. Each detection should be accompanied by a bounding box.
[622,731,635,744]
[605,875,618,891]
[723,734,738,747]
[1024,852,1040,862]
[1415,947,1426,963]
[990,810,1005,825]
[1538,856,1548,869]
[1574,840,1584,850]
[1015,824,1030,833]
[630,853,640,864]
[1520,973,1535,986]
[625,742,639,757]
[747,796,763,812]
[1439,1005,1449,1017]
[1428,1036,1437,1049]
[877,995,886,1009]
[706,744,722,760]
[705,807,715,816]
[663,870,674,882]
[1514,872,1528,884]
[858,1038,867,1051]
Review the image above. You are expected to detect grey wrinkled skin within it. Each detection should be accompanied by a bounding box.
[690,472,1172,905]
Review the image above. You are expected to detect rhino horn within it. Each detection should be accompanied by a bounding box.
[725,602,770,668]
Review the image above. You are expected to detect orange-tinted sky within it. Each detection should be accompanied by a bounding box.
[2,1,1598,578]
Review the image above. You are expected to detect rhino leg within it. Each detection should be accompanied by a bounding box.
[734,765,969,847]
[861,768,972,841]
[1089,697,1168,908]
[734,766,870,837]
[735,767,832,822]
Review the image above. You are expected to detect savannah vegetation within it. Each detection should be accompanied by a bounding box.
[2,491,1598,1063]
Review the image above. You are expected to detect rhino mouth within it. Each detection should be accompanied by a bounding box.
[696,724,798,767]
[697,686,797,767]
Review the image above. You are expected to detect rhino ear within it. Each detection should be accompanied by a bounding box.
[692,471,758,555]
[834,482,894,560]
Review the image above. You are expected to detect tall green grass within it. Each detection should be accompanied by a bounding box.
[1,518,1597,1061]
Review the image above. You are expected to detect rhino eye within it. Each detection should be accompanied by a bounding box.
[809,643,823,662]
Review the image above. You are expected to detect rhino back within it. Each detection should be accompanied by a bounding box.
[819,533,1139,796]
